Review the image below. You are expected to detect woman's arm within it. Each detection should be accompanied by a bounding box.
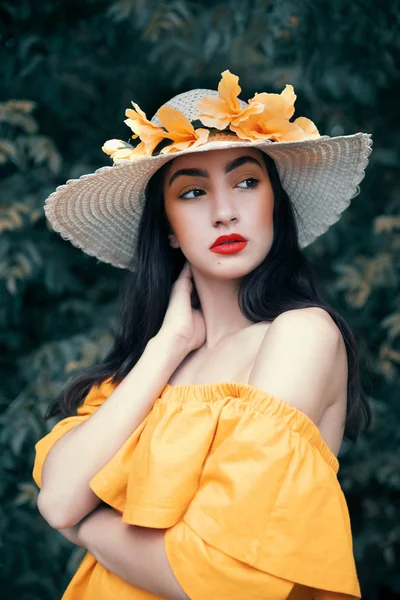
[57,523,83,546]
[55,507,189,599]
[55,503,107,547]
[248,307,342,425]
[77,506,189,600]
[38,333,188,530]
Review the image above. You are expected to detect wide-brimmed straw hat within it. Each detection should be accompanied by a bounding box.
[44,70,372,271]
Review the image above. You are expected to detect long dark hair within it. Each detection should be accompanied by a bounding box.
[44,152,372,442]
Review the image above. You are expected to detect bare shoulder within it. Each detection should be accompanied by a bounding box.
[261,306,343,358]
[248,307,344,426]
[274,306,341,333]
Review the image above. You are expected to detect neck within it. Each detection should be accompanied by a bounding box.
[191,267,255,350]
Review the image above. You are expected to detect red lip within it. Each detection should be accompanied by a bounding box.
[210,233,247,249]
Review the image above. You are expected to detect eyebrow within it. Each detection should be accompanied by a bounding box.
[167,155,264,187]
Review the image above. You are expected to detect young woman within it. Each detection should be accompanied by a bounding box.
[33,70,373,600]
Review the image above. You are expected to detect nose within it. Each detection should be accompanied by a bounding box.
[210,186,239,228]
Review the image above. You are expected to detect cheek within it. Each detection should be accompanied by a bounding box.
[167,205,203,244]
[251,186,274,230]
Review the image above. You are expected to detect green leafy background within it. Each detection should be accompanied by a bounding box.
[0,1,399,598]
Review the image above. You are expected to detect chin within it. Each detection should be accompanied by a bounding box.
[185,246,268,279]
[203,258,259,280]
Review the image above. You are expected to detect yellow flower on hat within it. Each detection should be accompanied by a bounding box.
[231,112,320,142]
[103,72,320,164]
[249,85,298,121]
[157,106,210,154]
[196,71,319,143]
[102,139,141,162]
[103,103,211,162]
[231,84,320,142]
[293,117,320,138]
[125,102,210,156]
[196,69,264,130]
[124,102,167,155]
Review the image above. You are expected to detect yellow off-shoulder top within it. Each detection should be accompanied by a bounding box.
[33,378,361,600]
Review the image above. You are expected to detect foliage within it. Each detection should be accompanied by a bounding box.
[0,0,398,597]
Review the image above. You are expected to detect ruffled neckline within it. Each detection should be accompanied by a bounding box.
[161,380,340,474]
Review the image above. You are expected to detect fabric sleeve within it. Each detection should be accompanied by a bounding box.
[32,377,117,489]
[176,409,361,599]
[88,396,223,524]
[164,521,358,600]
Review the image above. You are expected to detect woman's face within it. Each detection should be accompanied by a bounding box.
[163,146,274,279]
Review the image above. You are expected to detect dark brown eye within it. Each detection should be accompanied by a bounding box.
[236,177,260,189]
[180,188,205,200]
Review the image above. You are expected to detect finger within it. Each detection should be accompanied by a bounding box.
[178,261,192,280]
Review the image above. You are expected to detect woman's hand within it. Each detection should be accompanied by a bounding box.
[159,261,206,354]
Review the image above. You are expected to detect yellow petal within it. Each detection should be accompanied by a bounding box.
[125,101,165,140]
[198,113,232,130]
[124,117,140,134]
[281,84,296,112]
[159,144,179,154]
[249,92,295,121]
[193,128,210,146]
[102,139,131,155]
[160,128,210,154]
[293,117,320,138]
[130,142,147,160]
[218,70,241,112]
[260,118,309,142]
[112,148,137,162]
[231,116,307,142]
[129,141,147,157]
[157,106,194,135]
[126,101,148,121]
[124,117,164,139]
[229,108,266,139]
[142,132,168,155]
[160,140,192,154]
[229,122,264,141]
[230,102,264,126]
[197,96,231,119]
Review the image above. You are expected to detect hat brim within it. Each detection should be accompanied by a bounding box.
[44,133,372,270]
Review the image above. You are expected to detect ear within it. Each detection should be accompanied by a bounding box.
[168,233,180,249]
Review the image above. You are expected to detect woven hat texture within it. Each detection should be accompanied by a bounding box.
[44,88,372,270]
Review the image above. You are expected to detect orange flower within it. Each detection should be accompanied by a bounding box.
[248,85,297,121]
[197,69,264,130]
[102,139,141,162]
[293,117,320,138]
[157,106,210,154]
[104,75,320,163]
[124,102,210,156]
[124,102,167,155]
[103,103,211,161]
[231,84,320,142]
[232,116,319,142]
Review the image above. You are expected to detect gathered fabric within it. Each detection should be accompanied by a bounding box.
[33,378,361,600]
